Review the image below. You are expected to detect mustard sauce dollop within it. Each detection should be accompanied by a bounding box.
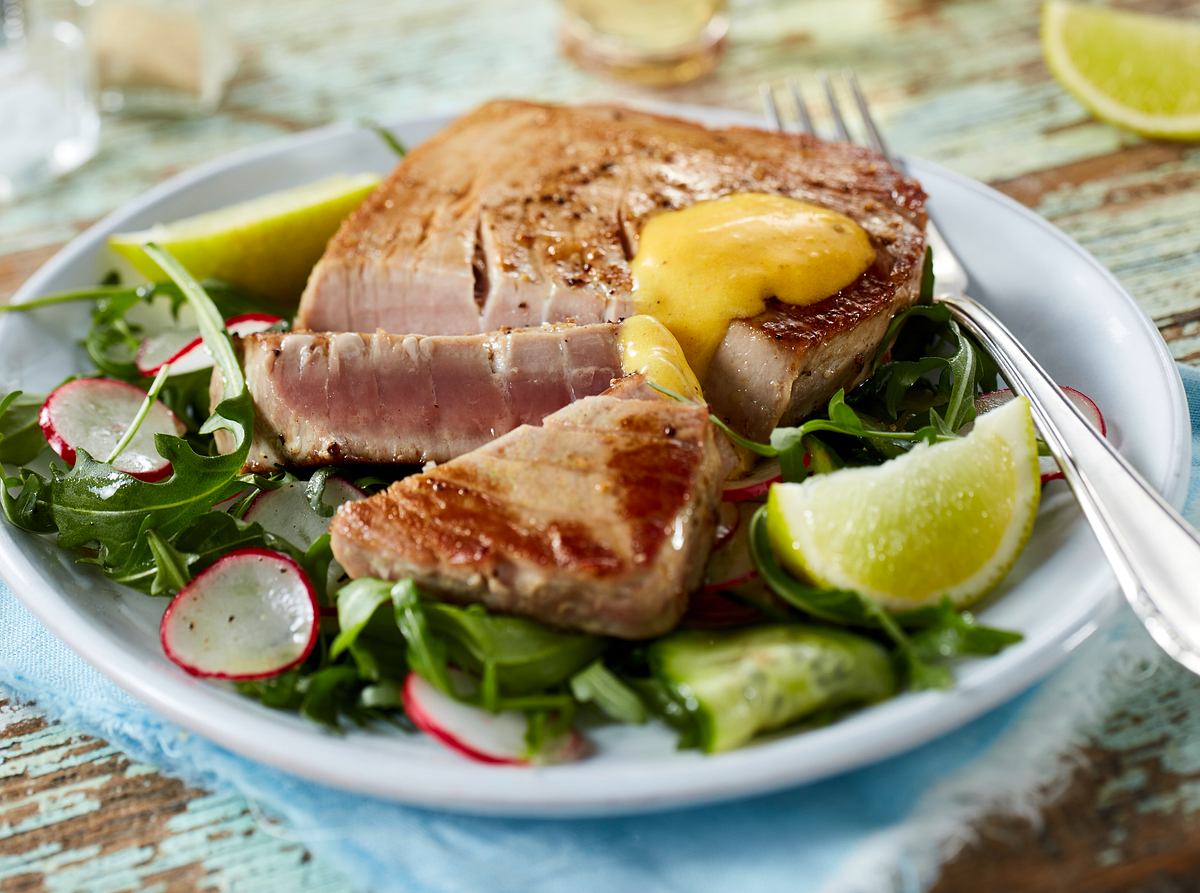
[630,193,875,377]
[618,314,704,401]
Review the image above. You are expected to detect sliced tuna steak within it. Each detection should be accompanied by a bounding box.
[298,100,927,439]
[330,385,723,639]
[215,323,622,472]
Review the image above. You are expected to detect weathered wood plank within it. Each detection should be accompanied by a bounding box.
[0,699,349,892]
[935,651,1200,892]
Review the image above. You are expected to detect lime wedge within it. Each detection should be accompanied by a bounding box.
[110,173,380,306]
[766,397,1041,612]
[1042,1,1200,140]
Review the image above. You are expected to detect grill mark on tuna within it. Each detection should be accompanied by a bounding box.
[608,437,701,565]
[397,475,622,575]
[412,210,435,253]
[471,213,490,311]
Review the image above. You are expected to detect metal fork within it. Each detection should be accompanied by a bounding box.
[762,73,1200,675]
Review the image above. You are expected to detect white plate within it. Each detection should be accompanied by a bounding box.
[0,106,1189,817]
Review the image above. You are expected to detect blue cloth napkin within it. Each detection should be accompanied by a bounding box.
[2,367,1198,893]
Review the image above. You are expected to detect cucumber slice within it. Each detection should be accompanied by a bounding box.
[649,625,895,752]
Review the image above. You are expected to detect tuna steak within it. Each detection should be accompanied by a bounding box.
[297,100,927,439]
[329,382,723,639]
[216,322,622,471]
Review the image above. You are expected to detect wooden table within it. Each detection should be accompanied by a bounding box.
[3,0,1199,889]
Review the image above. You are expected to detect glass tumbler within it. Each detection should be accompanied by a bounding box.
[0,0,99,203]
[559,0,729,87]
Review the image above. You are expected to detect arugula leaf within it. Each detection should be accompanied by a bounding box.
[297,665,365,727]
[908,598,1023,661]
[330,577,394,657]
[0,284,135,315]
[43,247,254,576]
[424,601,604,694]
[237,665,378,730]
[305,466,339,518]
[302,533,336,603]
[105,363,173,464]
[334,578,454,694]
[360,119,408,157]
[144,529,192,595]
[106,512,271,593]
[570,660,647,724]
[0,391,47,465]
[0,468,55,533]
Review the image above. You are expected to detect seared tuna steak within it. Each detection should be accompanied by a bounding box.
[217,323,622,472]
[297,100,927,439]
[329,383,723,639]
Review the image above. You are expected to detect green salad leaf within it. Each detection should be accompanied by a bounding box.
[570,660,647,724]
[0,391,46,466]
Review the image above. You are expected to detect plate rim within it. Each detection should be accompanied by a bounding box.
[0,106,1189,816]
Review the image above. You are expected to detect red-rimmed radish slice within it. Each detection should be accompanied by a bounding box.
[722,458,784,502]
[975,386,1105,434]
[975,386,1106,483]
[136,312,283,376]
[404,671,585,765]
[38,378,185,482]
[213,486,253,512]
[160,547,317,680]
[244,477,365,550]
[713,501,740,549]
[703,503,760,593]
[135,329,197,377]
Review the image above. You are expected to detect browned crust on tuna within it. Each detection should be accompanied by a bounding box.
[299,100,926,335]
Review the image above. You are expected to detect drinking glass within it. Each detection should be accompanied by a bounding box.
[559,0,728,86]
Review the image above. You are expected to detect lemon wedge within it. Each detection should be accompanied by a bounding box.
[1042,1,1200,141]
[110,173,380,306]
[766,397,1041,612]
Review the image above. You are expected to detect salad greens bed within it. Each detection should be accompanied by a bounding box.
[0,246,1024,759]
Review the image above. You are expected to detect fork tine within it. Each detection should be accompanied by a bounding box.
[785,78,815,135]
[820,72,850,141]
[845,70,892,161]
[759,83,783,131]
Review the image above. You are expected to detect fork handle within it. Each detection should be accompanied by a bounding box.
[937,293,1200,673]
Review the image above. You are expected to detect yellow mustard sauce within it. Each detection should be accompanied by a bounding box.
[618,314,705,402]
[630,193,876,377]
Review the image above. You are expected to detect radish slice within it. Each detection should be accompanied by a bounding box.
[136,313,283,377]
[703,503,761,593]
[244,477,365,550]
[160,547,318,680]
[713,501,740,549]
[213,487,253,512]
[404,671,585,765]
[975,386,1106,483]
[135,329,198,377]
[722,458,784,502]
[39,378,185,481]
